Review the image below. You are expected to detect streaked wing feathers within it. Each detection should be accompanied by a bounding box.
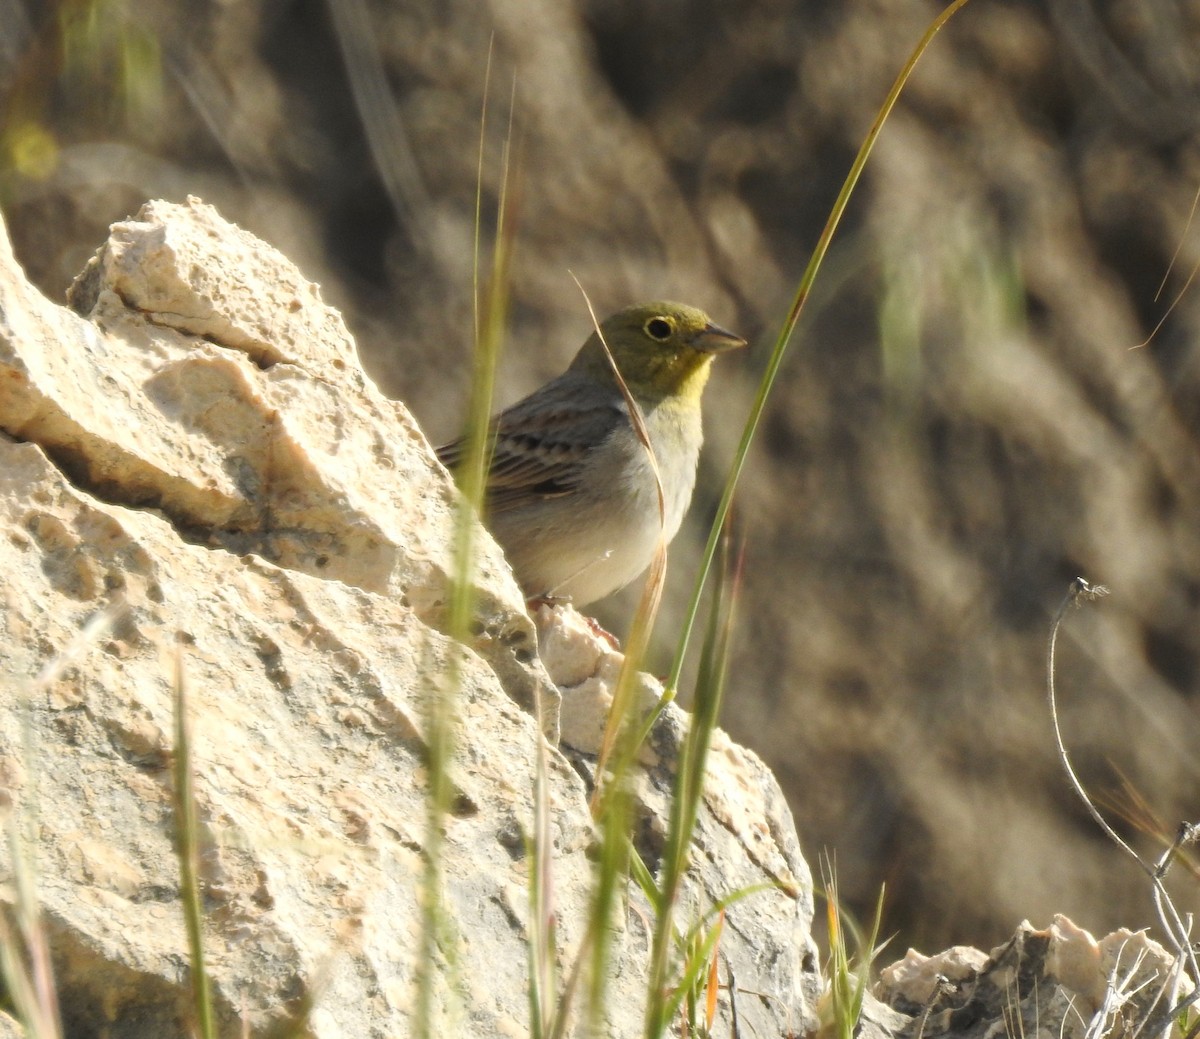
[436,376,624,514]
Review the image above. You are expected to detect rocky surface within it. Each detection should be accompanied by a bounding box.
[5,0,1200,949]
[876,917,1194,1039]
[0,199,819,1038]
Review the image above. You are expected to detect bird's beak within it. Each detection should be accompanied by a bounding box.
[693,321,748,354]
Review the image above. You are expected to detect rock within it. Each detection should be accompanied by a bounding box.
[0,199,820,1038]
[876,917,1194,1039]
[5,194,547,729]
[9,0,1200,953]
[877,944,989,1006]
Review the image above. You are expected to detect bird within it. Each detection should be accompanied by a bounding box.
[437,301,746,607]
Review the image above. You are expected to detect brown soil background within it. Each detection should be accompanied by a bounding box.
[4,0,1200,954]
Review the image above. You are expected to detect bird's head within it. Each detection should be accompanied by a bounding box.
[569,301,746,404]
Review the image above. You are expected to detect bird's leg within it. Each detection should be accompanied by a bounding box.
[526,594,622,651]
[526,592,571,608]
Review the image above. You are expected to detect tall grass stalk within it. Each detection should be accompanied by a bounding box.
[414,51,517,1039]
[171,637,216,1039]
[643,524,740,1038]
[571,278,669,806]
[579,548,668,1036]
[528,685,558,1039]
[666,0,975,693]
[550,280,673,1034]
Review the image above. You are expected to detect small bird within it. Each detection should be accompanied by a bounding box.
[437,301,746,607]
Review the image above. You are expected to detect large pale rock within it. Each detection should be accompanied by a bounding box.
[0,199,820,1038]
[4,194,544,724]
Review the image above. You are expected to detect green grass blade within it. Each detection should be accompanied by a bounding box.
[416,55,516,1039]
[171,638,216,1039]
[528,685,557,1039]
[644,523,740,1039]
[667,0,975,692]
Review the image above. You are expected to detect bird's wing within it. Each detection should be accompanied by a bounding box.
[436,376,626,513]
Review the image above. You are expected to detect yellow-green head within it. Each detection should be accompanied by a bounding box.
[568,301,746,405]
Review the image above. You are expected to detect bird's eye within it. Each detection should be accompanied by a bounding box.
[645,317,673,341]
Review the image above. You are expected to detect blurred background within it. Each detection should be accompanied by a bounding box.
[3,0,1200,956]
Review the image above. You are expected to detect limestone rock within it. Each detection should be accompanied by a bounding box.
[0,199,820,1038]
[876,917,1194,1039]
[4,194,547,727]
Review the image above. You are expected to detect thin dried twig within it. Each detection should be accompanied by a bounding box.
[1046,579,1200,1037]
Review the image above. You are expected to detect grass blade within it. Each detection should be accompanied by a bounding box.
[666,0,975,693]
[172,636,216,1039]
[416,53,517,1039]
[644,522,740,1039]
